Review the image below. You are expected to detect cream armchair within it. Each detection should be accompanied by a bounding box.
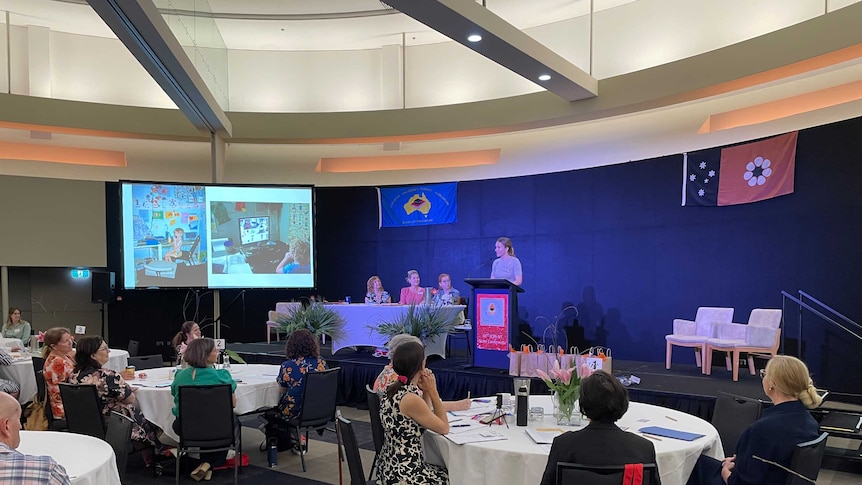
[665,307,734,372]
[704,308,782,381]
[267,302,302,344]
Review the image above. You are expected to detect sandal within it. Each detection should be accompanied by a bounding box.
[190,462,211,481]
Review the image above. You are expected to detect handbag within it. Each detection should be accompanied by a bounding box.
[22,396,49,431]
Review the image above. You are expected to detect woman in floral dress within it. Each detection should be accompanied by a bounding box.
[276,329,328,421]
[68,335,159,447]
[378,340,449,484]
[42,327,75,419]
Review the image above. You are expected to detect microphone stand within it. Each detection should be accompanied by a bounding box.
[486,394,509,428]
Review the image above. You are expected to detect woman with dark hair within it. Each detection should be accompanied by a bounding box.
[276,329,328,422]
[490,236,523,286]
[687,355,822,485]
[68,336,159,448]
[378,340,449,485]
[42,327,75,419]
[540,370,659,485]
[172,321,201,358]
[2,307,30,341]
[170,338,236,480]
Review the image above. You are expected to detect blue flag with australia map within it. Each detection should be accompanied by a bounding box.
[378,182,457,227]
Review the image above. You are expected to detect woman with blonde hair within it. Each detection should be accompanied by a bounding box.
[687,355,822,485]
[365,276,391,304]
[2,307,30,341]
[490,237,522,286]
[399,270,425,305]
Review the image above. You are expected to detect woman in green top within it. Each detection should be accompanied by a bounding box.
[170,338,236,480]
[2,308,30,341]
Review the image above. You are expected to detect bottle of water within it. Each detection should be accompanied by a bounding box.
[223,353,231,371]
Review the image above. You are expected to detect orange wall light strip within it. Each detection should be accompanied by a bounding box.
[317,148,501,173]
[0,141,127,167]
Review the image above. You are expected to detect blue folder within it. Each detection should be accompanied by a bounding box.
[638,426,705,441]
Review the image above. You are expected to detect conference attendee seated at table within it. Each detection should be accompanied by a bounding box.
[163,227,187,262]
[399,270,426,305]
[172,320,201,361]
[686,355,822,485]
[372,334,469,412]
[2,308,30,341]
[378,340,449,485]
[170,338,237,480]
[68,336,160,451]
[276,239,311,274]
[431,273,460,306]
[43,327,76,419]
[0,392,71,485]
[539,370,659,485]
[275,329,328,423]
[365,275,392,304]
[0,348,21,400]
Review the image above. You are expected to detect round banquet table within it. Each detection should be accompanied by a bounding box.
[18,430,121,485]
[133,363,283,442]
[0,349,129,403]
[422,397,724,485]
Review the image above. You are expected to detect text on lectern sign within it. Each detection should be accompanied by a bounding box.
[475,293,509,351]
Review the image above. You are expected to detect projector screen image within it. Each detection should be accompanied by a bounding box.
[121,183,314,289]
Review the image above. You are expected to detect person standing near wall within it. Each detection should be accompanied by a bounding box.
[490,237,523,286]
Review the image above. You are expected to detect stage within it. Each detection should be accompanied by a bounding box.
[229,340,771,421]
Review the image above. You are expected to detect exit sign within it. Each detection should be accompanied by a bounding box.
[71,269,90,279]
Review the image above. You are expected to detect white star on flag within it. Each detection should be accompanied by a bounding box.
[699,162,707,169]
[708,170,715,177]
[689,174,696,181]
[698,189,705,196]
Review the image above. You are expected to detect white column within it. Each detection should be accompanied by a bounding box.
[380,43,404,110]
[26,25,50,97]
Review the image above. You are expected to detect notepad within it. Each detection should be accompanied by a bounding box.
[638,426,704,441]
[445,428,507,445]
[525,428,565,444]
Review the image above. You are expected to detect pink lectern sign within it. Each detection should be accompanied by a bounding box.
[475,293,509,351]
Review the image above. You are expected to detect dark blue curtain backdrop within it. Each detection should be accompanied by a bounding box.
[315,117,862,393]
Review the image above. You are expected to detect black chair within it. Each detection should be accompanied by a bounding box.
[31,356,66,431]
[289,367,340,472]
[128,354,163,370]
[446,297,472,358]
[365,384,384,480]
[557,462,658,485]
[127,340,140,357]
[176,384,240,485]
[785,432,828,485]
[58,383,136,474]
[336,411,376,485]
[711,392,763,455]
[175,235,201,266]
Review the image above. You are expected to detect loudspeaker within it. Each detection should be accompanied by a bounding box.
[92,271,116,304]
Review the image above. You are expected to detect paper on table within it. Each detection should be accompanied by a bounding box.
[445,428,507,445]
[134,380,173,388]
[447,422,486,434]
[638,426,705,441]
[525,428,565,444]
[450,404,497,416]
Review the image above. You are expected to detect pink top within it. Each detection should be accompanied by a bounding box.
[399,286,425,305]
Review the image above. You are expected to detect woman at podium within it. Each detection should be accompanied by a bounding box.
[490,237,523,286]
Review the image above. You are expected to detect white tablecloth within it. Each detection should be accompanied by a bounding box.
[0,349,129,403]
[423,398,724,485]
[325,303,465,358]
[18,430,121,485]
[134,363,282,442]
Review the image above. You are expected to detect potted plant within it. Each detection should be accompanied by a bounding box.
[374,304,460,344]
[277,301,346,342]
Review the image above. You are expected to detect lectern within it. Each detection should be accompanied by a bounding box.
[464,278,524,369]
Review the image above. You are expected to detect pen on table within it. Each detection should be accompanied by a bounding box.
[665,415,678,422]
[452,424,472,428]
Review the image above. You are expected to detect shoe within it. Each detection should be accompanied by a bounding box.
[190,462,211,481]
[203,470,212,481]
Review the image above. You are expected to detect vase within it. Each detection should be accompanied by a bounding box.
[552,390,581,426]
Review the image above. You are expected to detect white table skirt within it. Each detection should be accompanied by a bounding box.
[326,303,465,358]
[134,363,282,442]
[423,398,724,485]
[18,430,121,485]
[0,349,129,404]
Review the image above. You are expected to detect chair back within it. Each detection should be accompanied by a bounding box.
[177,384,236,449]
[557,463,657,485]
[58,383,106,439]
[275,301,302,314]
[127,340,140,357]
[711,392,762,455]
[748,308,782,329]
[104,412,134,474]
[365,385,384,454]
[31,357,46,401]
[336,412,369,485]
[695,307,734,336]
[128,354,163,370]
[786,432,828,485]
[298,367,340,428]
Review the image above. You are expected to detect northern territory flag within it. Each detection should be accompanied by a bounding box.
[683,131,797,206]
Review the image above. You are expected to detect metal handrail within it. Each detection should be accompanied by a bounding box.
[781,291,862,358]
[798,290,862,331]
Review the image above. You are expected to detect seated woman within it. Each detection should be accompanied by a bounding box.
[0,347,21,399]
[170,338,237,480]
[540,370,659,485]
[432,273,460,306]
[172,321,201,360]
[372,334,469,411]
[276,329,327,420]
[276,239,311,274]
[378,340,449,485]
[68,336,159,450]
[365,275,391,304]
[2,307,31,341]
[398,270,426,305]
[686,355,822,485]
[42,327,76,419]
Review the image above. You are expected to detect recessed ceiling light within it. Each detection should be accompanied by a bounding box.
[467,34,482,43]
[538,74,551,81]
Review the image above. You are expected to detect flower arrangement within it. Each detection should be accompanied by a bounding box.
[37,331,45,343]
[537,360,582,425]
[374,304,459,341]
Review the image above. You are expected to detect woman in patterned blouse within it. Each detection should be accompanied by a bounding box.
[276,329,328,422]
[42,327,75,419]
[365,275,391,304]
